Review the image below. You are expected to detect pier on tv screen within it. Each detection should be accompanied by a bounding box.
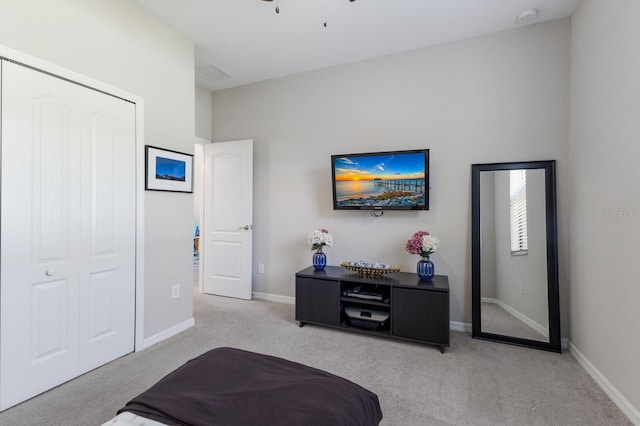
[331,149,429,210]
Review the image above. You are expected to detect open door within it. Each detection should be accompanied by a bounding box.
[202,140,253,300]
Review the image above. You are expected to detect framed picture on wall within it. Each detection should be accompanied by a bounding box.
[145,145,194,193]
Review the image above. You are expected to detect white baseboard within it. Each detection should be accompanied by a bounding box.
[252,292,295,305]
[136,317,195,352]
[569,341,640,425]
[451,321,471,332]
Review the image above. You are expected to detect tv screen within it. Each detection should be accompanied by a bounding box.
[331,149,429,210]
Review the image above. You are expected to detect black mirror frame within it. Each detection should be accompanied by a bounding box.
[471,160,561,353]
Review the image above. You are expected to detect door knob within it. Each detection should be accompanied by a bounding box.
[45,270,55,276]
[238,225,252,230]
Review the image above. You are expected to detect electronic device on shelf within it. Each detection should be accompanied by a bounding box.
[342,285,384,301]
[344,307,390,331]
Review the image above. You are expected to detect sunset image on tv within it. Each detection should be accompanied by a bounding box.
[332,151,427,209]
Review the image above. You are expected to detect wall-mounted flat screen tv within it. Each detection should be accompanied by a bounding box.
[331,149,429,210]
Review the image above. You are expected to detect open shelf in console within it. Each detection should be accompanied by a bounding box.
[339,321,392,337]
[340,281,390,306]
[340,295,391,333]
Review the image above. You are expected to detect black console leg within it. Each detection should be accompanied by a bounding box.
[440,345,445,354]
[298,321,305,328]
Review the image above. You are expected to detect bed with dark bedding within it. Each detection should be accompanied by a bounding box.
[115,347,383,426]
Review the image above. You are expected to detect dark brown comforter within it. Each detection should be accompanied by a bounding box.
[118,347,382,426]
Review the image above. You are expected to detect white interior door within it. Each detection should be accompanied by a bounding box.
[0,61,136,410]
[203,140,253,300]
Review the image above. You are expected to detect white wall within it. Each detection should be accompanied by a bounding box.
[211,20,571,327]
[195,84,213,140]
[194,85,212,234]
[570,0,640,421]
[0,0,195,341]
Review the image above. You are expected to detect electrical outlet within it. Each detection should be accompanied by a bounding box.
[172,284,180,299]
[258,263,265,274]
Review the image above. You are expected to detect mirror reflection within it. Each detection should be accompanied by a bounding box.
[480,169,549,342]
[471,160,560,353]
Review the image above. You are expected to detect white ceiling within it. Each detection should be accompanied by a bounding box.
[131,0,581,91]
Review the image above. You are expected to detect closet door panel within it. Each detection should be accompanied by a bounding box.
[1,62,81,410]
[87,270,117,340]
[31,279,72,361]
[33,96,73,263]
[90,112,116,255]
[78,92,136,373]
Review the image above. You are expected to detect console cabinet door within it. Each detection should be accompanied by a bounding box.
[392,288,449,345]
[295,278,340,326]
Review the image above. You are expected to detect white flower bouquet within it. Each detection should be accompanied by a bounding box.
[307,229,334,251]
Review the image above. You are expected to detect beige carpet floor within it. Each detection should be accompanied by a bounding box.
[0,274,632,425]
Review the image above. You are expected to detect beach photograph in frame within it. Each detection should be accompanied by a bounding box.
[145,145,193,192]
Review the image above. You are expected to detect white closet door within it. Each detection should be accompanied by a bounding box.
[76,84,136,374]
[0,61,136,410]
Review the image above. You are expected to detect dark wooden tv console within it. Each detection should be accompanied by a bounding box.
[295,265,450,353]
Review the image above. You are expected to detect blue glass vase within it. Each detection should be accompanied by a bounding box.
[417,257,434,280]
[313,249,327,270]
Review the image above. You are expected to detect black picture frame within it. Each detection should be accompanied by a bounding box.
[145,145,193,193]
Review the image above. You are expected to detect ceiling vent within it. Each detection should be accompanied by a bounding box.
[195,64,230,83]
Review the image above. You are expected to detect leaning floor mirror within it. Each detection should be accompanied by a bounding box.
[471,160,561,352]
